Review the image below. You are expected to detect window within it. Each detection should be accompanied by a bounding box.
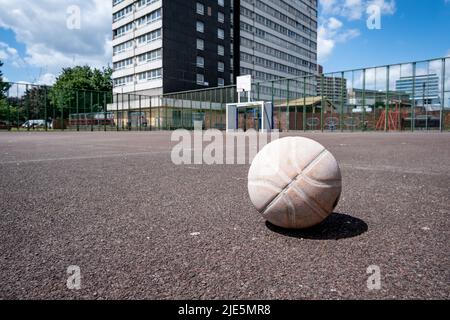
[218,28,224,40]
[218,12,225,23]
[113,22,133,38]
[114,58,133,70]
[136,28,162,46]
[114,75,134,87]
[113,5,133,23]
[137,68,162,82]
[197,38,204,50]
[218,78,225,87]
[196,21,204,33]
[218,45,224,56]
[113,40,133,56]
[136,0,158,9]
[136,9,161,27]
[137,49,162,64]
[196,2,204,15]
[196,56,204,68]
[218,0,224,7]
[218,61,224,72]
[196,74,205,85]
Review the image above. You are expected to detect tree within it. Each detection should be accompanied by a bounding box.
[49,65,112,117]
[22,86,52,120]
[0,60,11,100]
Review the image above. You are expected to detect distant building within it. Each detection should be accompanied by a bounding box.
[317,64,323,75]
[395,74,441,111]
[317,76,347,105]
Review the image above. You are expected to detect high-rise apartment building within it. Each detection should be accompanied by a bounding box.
[112,0,232,95]
[234,0,318,82]
[111,0,318,96]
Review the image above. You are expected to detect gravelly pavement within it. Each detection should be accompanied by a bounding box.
[0,131,449,300]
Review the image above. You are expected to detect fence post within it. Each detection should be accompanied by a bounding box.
[90,91,94,132]
[412,62,416,132]
[190,93,193,130]
[6,84,10,130]
[139,95,142,131]
[385,66,390,132]
[286,80,290,131]
[158,97,161,130]
[362,69,366,132]
[303,78,307,132]
[16,85,19,131]
[76,91,79,132]
[26,84,30,131]
[340,72,345,132]
[104,92,107,132]
[321,75,324,132]
[209,91,213,130]
[149,95,152,131]
[83,91,87,131]
[441,58,445,132]
[128,94,131,131]
[61,89,64,131]
[116,93,119,131]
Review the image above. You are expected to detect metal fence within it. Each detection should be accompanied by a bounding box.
[1,57,449,132]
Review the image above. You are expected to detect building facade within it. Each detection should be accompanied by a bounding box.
[112,0,318,97]
[316,75,347,105]
[234,0,318,98]
[112,0,232,95]
[395,74,441,111]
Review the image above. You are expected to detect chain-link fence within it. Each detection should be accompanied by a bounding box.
[1,57,449,132]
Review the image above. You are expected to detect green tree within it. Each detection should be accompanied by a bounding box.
[22,86,52,120]
[49,65,112,117]
[0,60,11,100]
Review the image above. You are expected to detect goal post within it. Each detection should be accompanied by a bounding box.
[226,101,274,132]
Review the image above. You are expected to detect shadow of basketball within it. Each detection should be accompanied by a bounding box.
[265,213,368,240]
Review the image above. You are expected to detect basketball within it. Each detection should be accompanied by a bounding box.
[248,137,342,229]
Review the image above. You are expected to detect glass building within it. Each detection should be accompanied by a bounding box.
[396,74,441,111]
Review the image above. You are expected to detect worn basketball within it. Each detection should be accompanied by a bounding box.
[248,137,342,229]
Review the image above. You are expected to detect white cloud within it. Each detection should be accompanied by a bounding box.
[446,49,450,57]
[318,17,360,62]
[342,0,364,20]
[37,73,57,86]
[328,17,343,30]
[318,0,396,63]
[0,42,26,67]
[0,0,112,82]
[320,0,396,20]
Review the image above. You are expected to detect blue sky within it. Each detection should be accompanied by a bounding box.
[0,0,449,84]
[319,0,450,72]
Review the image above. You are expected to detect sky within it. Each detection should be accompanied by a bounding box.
[0,0,449,85]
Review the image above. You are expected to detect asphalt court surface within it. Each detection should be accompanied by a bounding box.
[0,131,449,299]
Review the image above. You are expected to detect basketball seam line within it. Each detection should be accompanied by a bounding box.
[301,174,342,188]
[261,148,328,216]
[288,177,330,220]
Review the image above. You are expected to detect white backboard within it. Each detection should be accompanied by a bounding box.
[236,75,252,93]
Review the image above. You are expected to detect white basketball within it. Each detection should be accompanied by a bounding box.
[248,137,342,229]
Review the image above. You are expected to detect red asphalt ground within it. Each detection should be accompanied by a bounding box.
[0,131,449,299]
